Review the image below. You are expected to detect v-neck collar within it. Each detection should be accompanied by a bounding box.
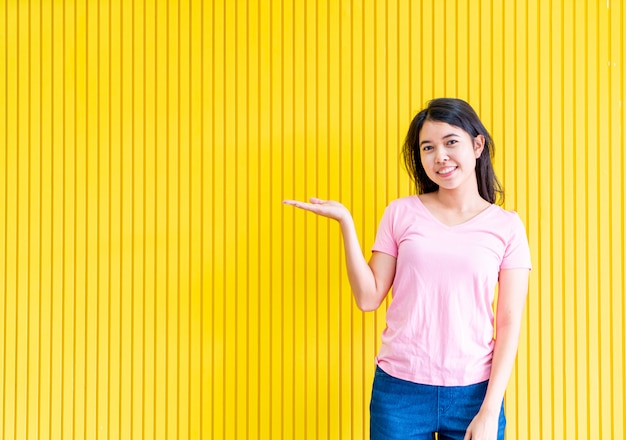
[413,195,495,229]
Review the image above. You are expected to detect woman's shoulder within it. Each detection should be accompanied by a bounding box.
[490,204,524,220]
[382,195,420,214]
[486,205,528,234]
[387,195,419,208]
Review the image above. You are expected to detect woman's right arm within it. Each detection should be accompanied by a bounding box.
[284,198,396,311]
[338,215,396,310]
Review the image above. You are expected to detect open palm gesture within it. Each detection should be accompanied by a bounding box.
[283,197,350,223]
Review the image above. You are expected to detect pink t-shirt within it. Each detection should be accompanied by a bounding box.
[372,195,532,386]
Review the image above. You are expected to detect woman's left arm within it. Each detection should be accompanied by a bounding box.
[464,268,530,440]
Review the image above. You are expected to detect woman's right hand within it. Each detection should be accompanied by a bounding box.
[283,197,351,223]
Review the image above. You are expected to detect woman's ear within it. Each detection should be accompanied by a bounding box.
[473,134,485,158]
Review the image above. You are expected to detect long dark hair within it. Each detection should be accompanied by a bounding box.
[402,98,503,205]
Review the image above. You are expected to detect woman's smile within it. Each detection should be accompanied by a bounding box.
[437,166,458,177]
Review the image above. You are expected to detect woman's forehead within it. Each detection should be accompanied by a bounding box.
[419,120,469,139]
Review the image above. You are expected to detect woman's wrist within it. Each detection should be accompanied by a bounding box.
[338,213,354,228]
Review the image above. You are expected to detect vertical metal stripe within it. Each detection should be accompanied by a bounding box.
[26,0,31,437]
[621,0,625,416]
[15,2,21,439]
[2,0,7,434]
[107,0,112,435]
[125,0,130,438]
[186,0,193,435]
[37,1,44,436]
[1,0,5,432]
[210,0,215,435]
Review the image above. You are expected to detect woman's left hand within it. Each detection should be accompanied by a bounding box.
[463,409,499,440]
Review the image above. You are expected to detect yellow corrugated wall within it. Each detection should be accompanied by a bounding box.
[0,0,624,438]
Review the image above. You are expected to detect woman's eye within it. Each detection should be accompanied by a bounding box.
[447,139,458,145]
[422,145,433,152]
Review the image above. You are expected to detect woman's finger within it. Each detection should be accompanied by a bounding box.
[283,200,317,212]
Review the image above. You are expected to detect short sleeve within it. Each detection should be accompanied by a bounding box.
[501,213,532,270]
[372,204,399,258]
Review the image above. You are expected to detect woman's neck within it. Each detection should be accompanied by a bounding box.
[430,187,489,212]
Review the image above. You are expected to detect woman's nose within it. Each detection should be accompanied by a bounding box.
[435,147,449,163]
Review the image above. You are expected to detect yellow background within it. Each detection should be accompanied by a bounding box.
[1,0,625,438]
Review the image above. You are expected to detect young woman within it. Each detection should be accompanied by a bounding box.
[284,98,531,440]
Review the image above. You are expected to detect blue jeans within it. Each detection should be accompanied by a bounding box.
[370,366,506,440]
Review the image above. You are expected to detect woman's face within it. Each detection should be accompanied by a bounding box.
[418,120,484,192]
